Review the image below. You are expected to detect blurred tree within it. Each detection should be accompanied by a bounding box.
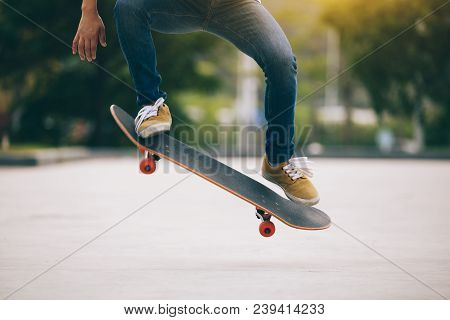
[322,0,450,147]
[0,0,227,146]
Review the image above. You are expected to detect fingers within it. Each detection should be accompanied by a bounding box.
[76,37,100,62]
[90,39,98,61]
[78,38,86,61]
[72,33,80,55]
[99,27,107,48]
[74,28,106,62]
[84,38,93,62]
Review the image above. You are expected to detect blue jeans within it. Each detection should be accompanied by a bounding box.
[114,0,297,165]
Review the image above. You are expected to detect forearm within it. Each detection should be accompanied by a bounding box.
[81,0,98,13]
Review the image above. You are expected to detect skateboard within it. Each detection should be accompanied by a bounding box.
[110,105,331,237]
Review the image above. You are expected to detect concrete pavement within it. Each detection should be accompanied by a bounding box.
[0,157,449,299]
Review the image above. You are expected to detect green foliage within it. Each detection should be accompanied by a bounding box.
[317,124,377,146]
[322,0,450,145]
[0,0,227,146]
[2,0,448,148]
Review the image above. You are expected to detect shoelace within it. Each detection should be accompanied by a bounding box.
[282,157,314,180]
[134,97,165,134]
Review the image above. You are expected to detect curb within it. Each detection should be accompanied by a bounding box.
[0,147,133,166]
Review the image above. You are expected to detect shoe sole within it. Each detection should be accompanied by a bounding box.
[138,123,171,138]
[285,192,320,206]
[262,172,320,207]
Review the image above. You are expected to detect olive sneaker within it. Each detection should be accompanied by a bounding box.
[261,155,320,206]
[135,97,172,138]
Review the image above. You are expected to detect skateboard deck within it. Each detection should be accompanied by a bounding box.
[110,105,331,236]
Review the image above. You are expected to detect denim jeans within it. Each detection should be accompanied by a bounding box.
[114,0,297,165]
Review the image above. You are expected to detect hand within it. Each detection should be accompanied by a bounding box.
[72,11,107,62]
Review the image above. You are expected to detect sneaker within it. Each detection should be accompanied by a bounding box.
[135,97,172,138]
[261,155,320,206]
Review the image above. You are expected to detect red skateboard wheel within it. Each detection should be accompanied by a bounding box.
[139,157,156,174]
[259,221,275,237]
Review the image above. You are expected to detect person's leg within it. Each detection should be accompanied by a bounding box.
[205,0,318,206]
[113,0,208,107]
[205,0,297,165]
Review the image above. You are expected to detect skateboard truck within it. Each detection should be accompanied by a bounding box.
[255,208,276,237]
[139,148,160,174]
